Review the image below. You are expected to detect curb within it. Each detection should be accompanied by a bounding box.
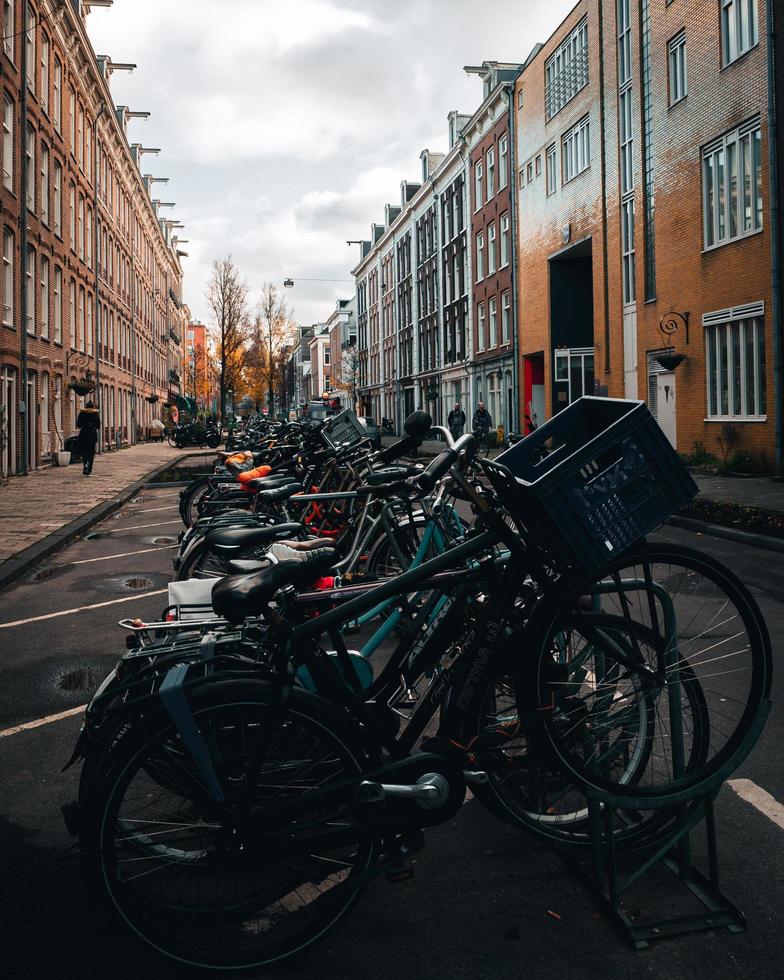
[666,514,784,554]
[0,452,190,593]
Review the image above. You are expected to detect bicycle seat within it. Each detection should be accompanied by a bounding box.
[206,522,304,556]
[212,548,337,623]
[365,466,415,486]
[255,484,302,504]
[247,476,300,492]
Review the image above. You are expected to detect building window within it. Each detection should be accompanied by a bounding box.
[40,142,49,225]
[486,147,495,200]
[488,222,497,274]
[78,194,84,259]
[53,161,61,236]
[554,347,594,405]
[501,290,511,343]
[40,254,48,338]
[535,155,542,176]
[475,160,483,210]
[40,32,49,113]
[86,291,92,355]
[2,228,13,326]
[500,212,510,267]
[69,182,75,246]
[53,56,61,131]
[77,104,83,168]
[526,161,533,183]
[622,198,636,305]
[86,205,92,267]
[488,296,498,348]
[498,134,508,188]
[618,90,634,197]
[68,85,75,152]
[562,115,590,183]
[53,265,61,343]
[68,279,75,348]
[3,1,13,61]
[2,95,12,190]
[78,286,84,351]
[25,247,34,334]
[721,0,758,66]
[476,231,484,280]
[25,3,34,93]
[617,0,631,87]
[25,126,35,211]
[546,142,557,195]
[477,302,486,351]
[703,119,762,248]
[545,16,589,120]
[668,30,687,105]
[705,312,765,418]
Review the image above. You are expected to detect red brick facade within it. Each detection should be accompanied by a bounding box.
[1,1,186,478]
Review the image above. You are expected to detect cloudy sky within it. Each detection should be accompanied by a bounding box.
[86,0,575,328]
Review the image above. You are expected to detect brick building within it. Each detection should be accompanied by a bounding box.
[185,320,216,413]
[515,0,780,465]
[1,0,187,478]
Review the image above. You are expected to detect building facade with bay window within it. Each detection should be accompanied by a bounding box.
[515,0,779,464]
[1,0,187,479]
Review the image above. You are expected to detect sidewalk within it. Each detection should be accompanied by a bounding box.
[0,444,200,585]
[692,473,784,514]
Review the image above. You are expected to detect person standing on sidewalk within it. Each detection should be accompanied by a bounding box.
[76,401,100,475]
[472,401,493,454]
[447,402,466,442]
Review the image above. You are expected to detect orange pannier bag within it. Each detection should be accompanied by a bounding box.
[237,465,273,490]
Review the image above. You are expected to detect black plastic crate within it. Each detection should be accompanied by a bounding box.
[322,409,369,451]
[492,397,697,574]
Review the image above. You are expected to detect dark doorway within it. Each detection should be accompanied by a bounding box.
[549,238,594,414]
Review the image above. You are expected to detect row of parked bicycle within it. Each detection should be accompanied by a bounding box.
[63,401,772,970]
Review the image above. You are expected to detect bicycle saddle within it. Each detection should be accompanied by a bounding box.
[255,484,302,504]
[206,522,304,556]
[246,476,300,492]
[212,548,337,623]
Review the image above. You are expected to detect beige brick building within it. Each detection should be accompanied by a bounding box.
[1,0,187,478]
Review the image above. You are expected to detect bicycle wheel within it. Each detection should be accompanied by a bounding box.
[526,542,771,805]
[80,682,378,971]
[462,617,708,851]
[179,477,213,527]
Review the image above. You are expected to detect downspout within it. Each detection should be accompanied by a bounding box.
[508,81,520,432]
[93,104,105,451]
[19,6,29,474]
[767,0,782,477]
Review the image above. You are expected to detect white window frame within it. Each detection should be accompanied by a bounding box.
[53,161,61,236]
[40,31,49,113]
[69,279,75,348]
[25,2,34,93]
[488,222,497,275]
[619,89,633,195]
[545,16,589,120]
[498,134,508,189]
[500,212,510,267]
[474,160,483,210]
[476,231,484,281]
[546,142,557,195]
[40,254,48,337]
[40,141,48,225]
[488,295,497,348]
[668,29,687,106]
[53,56,61,132]
[703,118,762,249]
[622,197,636,306]
[2,228,13,326]
[477,303,486,352]
[704,303,765,420]
[25,125,35,212]
[501,291,511,343]
[721,0,758,67]
[562,115,590,184]
[617,0,631,88]
[3,1,14,61]
[486,147,495,200]
[25,247,35,335]
[53,264,61,343]
[554,347,595,404]
[2,94,12,190]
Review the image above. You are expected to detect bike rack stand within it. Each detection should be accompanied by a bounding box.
[563,700,770,949]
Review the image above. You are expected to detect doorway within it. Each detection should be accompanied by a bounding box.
[523,354,545,433]
[26,373,36,471]
[549,238,593,415]
[1,366,17,477]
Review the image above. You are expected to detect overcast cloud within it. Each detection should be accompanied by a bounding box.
[87,0,575,327]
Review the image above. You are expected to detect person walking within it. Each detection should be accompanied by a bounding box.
[471,401,493,454]
[76,400,100,475]
[447,402,466,442]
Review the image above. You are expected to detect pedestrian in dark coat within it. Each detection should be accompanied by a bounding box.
[447,403,466,441]
[76,401,100,475]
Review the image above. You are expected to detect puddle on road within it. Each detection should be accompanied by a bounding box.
[58,667,100,692]
[28,563,75,583]
[84,531,110,540]
[150,536,177,546]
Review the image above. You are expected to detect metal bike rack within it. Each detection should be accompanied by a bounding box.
[562,699,771,948]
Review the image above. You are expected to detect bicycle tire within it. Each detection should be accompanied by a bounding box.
[79,681,378,971]
[522,542,771,806]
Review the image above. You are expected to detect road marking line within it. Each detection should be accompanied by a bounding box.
[71,545,178,565]
[0,704,87,738]
[0,588,168,629]
[106,519,181,531]
[728,778,784,831]
[132,504,180,514]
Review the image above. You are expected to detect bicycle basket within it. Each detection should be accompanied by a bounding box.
[491,397,697,574]
[321,409,369,451]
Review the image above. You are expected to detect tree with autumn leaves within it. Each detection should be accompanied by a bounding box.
[206,258,296,420]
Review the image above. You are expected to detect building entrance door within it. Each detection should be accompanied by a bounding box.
[654,371,676,447]
[26,374,36,471]
[1,367,17,477]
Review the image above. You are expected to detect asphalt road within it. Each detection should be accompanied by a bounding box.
[0,487,782,980]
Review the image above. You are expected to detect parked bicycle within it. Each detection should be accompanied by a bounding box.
[167,419,222,449]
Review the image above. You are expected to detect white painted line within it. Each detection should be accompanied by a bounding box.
[132,504,179,514]
[0,588,168,629]
[71,545,178,565]
[728,778,784,831]
[0,704,87,739]
[106,519,181,531]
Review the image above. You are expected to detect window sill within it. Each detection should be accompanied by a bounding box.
[704,416,767,423]
[720,41,760,72]
[562,166,591,186]
[702,226,764,254]
[668,94,687,111]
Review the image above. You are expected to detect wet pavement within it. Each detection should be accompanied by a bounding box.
[0,489,783,980]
